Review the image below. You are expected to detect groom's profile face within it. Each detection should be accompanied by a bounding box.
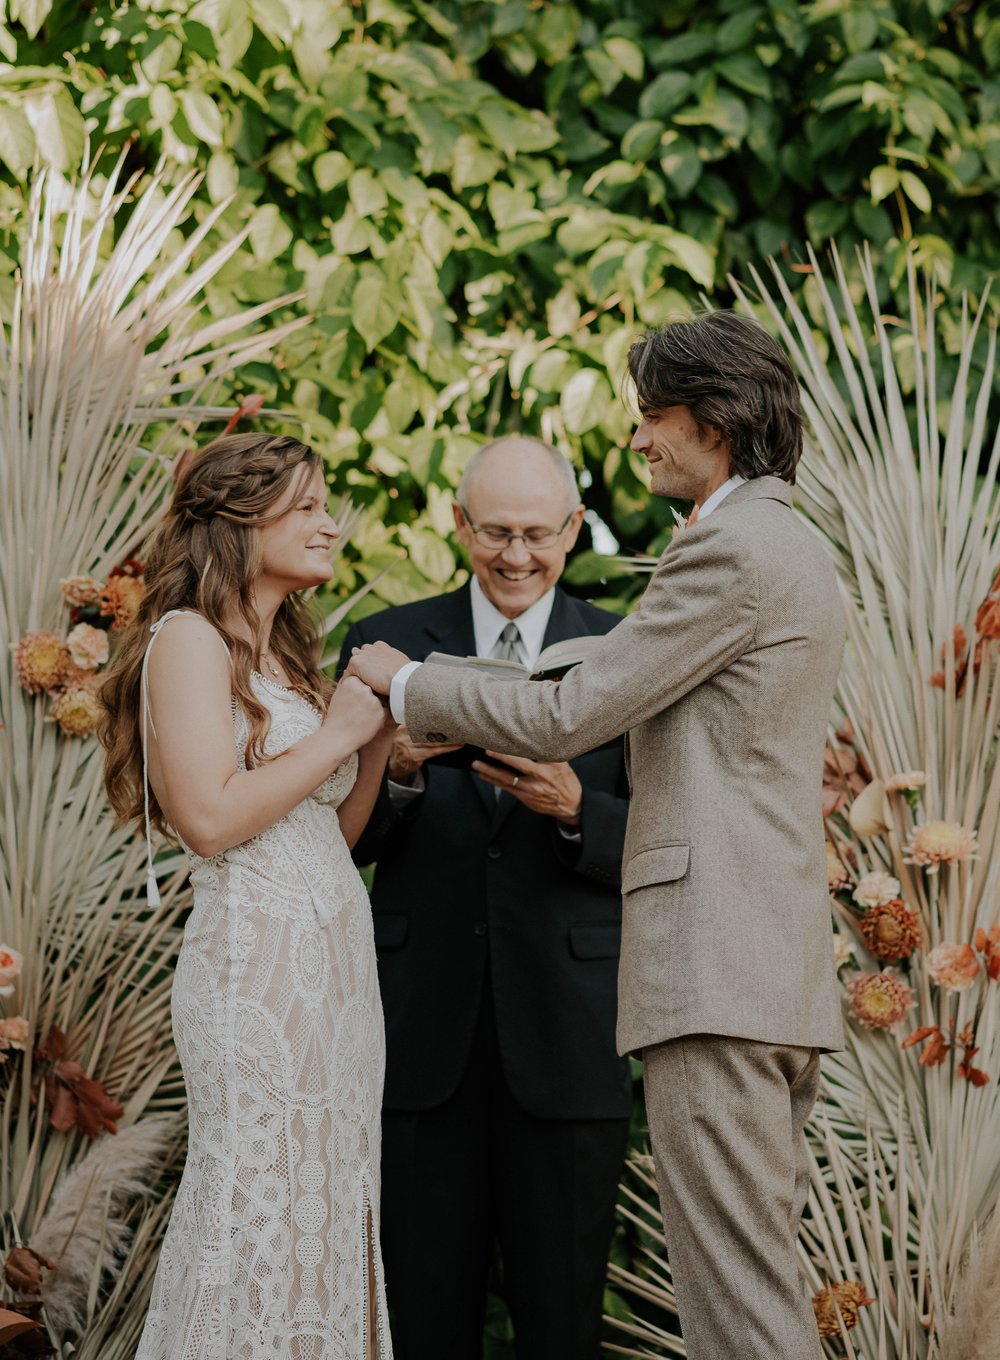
[631,402,730,504]
[454,442,584,620]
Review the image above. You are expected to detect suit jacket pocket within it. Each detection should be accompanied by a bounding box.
[622,844,690,894]
[568,922,622,960]
[373,914,409,949]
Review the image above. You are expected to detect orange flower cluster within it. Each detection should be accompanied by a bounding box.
[931,569,1000,695]
[812,1280,874,1337]
[99,571,145,630]
[860,899,922,962]
[903,1018,990,1086]
[13,560,144,735]
[848,971,914,1030]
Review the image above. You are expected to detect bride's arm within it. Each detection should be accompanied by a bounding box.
[335,724,395,850]
[146,614,386,857]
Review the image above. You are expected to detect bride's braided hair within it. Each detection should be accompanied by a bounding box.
[102,432,333,834]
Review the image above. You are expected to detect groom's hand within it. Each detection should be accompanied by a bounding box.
[473,751,583,828]
[345,641,411,696]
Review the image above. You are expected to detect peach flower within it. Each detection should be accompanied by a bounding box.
[926,942,980,992]
[904,821,978,873]
[0,1016,29,1050]
[60,575,104,608]
[860,900,922,962]
[48,685,103,737]
[0,944,23,997]
[853,871,901,909]
[99,574,145,630]
[66,622,109,670]
[10,632,70,693]
[848,971,914,1030]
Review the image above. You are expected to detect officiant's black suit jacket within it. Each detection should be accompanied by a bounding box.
[340,583,631,1120]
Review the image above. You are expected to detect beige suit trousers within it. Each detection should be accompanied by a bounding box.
[642,1035,823,1360]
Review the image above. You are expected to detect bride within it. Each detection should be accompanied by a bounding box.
[102,432,394,1359]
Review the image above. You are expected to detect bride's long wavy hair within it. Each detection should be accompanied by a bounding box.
[102,432,333,833]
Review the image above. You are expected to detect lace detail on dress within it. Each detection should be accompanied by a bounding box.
[136,654,389,1360]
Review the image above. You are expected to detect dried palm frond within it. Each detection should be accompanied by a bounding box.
[606,249,1000,1359]
[0,154,310,1352]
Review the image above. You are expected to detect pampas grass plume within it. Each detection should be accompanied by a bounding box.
[31,1116,177,1335]
[938,1203,1000,1360]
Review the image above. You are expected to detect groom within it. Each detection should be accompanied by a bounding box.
[347,310,845,1360]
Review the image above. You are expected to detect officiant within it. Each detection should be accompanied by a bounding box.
[340,435,631,1360]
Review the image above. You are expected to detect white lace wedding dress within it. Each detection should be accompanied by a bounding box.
[136,613,391,1360]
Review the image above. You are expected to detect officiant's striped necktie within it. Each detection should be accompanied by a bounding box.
[494,621,522,663]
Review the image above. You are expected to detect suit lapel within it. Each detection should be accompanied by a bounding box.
[490,589,579,834]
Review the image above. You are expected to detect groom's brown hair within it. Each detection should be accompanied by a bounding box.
[627,311,803,485]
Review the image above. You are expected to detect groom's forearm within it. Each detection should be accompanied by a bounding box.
[403,664,614,763]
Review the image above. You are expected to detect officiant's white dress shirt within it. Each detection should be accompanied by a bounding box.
[389,477,747,723]
[384,578,557,805]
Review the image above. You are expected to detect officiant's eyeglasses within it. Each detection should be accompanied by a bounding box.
[459,507,574,551]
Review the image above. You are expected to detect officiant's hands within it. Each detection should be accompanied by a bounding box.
[387,726,464,781]
[345,641,411,695]
[473,751,583,828]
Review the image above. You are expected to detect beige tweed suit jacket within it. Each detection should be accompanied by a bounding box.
[405,477,846,1056]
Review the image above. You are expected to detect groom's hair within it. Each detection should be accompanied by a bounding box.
[627,311,803,484]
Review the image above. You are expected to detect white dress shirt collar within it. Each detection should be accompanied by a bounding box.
[698,474,747,521]
[469,575,556,670]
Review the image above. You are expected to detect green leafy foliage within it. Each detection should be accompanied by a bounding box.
[2,0,997,634]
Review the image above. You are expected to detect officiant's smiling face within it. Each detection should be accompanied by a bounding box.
[454,439,584,620]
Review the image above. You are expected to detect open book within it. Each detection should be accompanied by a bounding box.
[424,633,605,683]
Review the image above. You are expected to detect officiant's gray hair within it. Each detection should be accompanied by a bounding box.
[458,436,580,513]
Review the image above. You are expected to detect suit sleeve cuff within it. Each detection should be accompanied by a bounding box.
[389,660,422,725]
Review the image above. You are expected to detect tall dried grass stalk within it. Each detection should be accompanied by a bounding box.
[0,156,309,1351]
[606,249,1000,1359]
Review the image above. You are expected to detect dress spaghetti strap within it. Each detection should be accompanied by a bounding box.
[141,611,232,906]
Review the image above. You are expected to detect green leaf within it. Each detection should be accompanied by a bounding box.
[452,133,502,188]
[674,91,750,141]
[179,89,224,147]
[398,525,455,586]
[899,170,931,214]
[842,9,879,53]
[715,52,771,100]
[535,4,581,63]
[604,36,644,82]
[23,87,84,171]
[353,272,403,349]
[660,135,702,195]
[638,71,692,120]
[248,203,293,260]
[561,367,612,435]
[348,167,388,218]
[0,99,34,174]
[716,6,763,53]
[622,119,663,163]
[870,164,899,203]
[660,229,714,287]
[314,150,352,192]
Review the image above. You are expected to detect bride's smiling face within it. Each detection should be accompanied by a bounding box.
[257,462,339,593]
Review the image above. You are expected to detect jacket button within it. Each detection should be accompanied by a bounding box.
[487,846,501,859]
[473,921,488,936]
